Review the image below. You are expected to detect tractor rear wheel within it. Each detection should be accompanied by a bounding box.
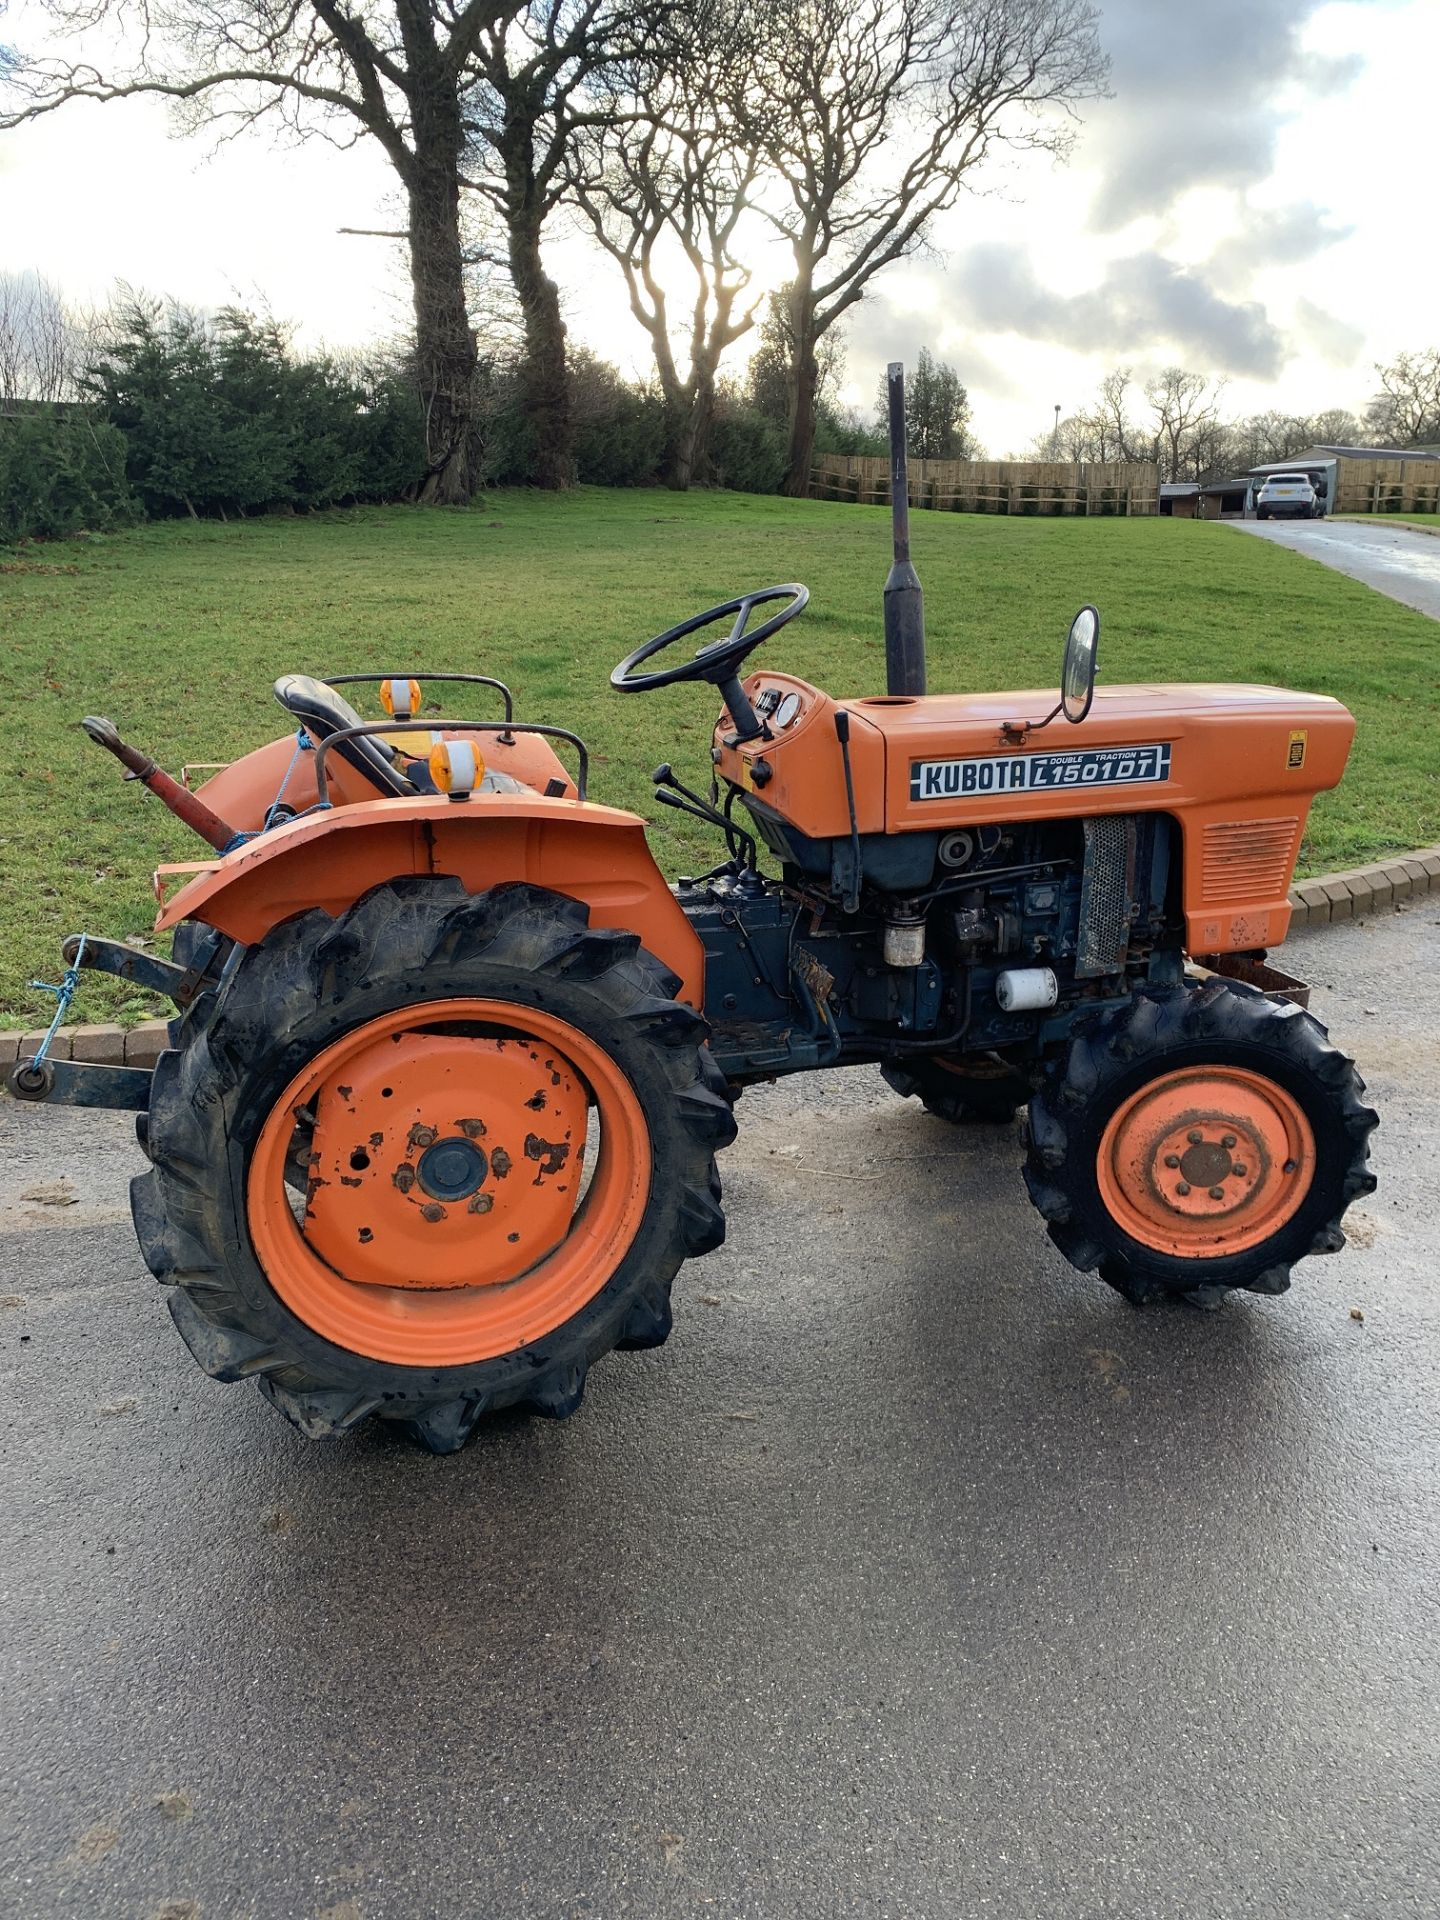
[133,879,736,1450]
[882,1053,1029,1125]
[1023,978,1377,1306]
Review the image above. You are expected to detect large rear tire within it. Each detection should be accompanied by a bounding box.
[133,879,736,1450]
[1023,979,1377,1306]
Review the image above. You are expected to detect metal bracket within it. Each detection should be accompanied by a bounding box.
[8,1057,153,1110]
[62,934,209,1009]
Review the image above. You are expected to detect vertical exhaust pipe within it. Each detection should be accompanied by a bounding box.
[883,361,926,696]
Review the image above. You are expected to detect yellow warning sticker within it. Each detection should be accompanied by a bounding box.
[1287,729,1308,770]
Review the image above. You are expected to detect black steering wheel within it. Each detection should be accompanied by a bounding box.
[610,583,809,741]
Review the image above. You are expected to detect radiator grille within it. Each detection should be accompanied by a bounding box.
[1077,815,1136,977]
[1200,818,1300,905]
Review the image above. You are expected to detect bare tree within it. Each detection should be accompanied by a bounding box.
[0,270,83,402]
[1365,349,1440,448]
[737,0,1106,495]
[461,0,672,490]
[1,0,511,502]
[1091,367,1141,463]
[1309,407,1361,448]
[569,21,762,488]
[1144,368,1224,482]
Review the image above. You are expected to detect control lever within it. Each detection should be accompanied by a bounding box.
[652,764,758,869]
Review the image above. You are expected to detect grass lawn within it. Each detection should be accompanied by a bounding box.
[1335,513,1440,527]
[2,488,1437,1025]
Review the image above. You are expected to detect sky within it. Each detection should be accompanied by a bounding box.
[1,0,1435,455]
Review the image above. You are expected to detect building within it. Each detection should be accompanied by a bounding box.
[1247,446,1440,517]
[1196,478,1253,520]
[1159,482,1198,518]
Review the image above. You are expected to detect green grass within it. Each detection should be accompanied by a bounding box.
[1335,512,1439,526]
[2,488,1437,1024]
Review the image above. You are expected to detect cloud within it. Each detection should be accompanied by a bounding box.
[1292,296,1365,366]
[942,243,1283,377]
[842,296,1029,402]
[1081,0,1357,229]
[1206,203,1353,285]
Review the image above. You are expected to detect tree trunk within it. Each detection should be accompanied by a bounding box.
[782,341,818,498]
[782,278,819,499]
[666,376,715,491]
[507,189,575,492]
[407,100,478,506]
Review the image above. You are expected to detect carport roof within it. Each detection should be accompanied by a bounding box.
[1250,445,1440,471]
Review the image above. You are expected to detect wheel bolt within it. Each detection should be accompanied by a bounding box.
[1177,1182,1191,1196]
[1164,1154,1180,1168]
[1233,1163,1247,1177]
[1221,1134,1237,1150]
[1208,1186,1224,1200]
[1283,1159,1297,1174]
[1187,1130,1202,1144]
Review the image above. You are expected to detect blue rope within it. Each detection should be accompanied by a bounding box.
[220,730,327,853]
[27,934,86,1068]
[262,728,312,831]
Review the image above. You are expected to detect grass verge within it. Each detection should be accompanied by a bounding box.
[2,488,1437,1023]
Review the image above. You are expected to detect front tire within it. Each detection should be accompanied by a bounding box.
[1023,980,1376,1306]
[134,879,736,1450]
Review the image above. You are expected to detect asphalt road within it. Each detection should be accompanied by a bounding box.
[3,908,1438,1920]
[1231,515,1440,620]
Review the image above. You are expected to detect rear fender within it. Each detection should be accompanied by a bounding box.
[153,795,704,1005]
[192,729,578,834]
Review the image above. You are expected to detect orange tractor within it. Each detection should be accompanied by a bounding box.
[11,370,1376,1452]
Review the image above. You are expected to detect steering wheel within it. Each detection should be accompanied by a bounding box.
[610,584,809,741]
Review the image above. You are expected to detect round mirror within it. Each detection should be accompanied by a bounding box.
[1061,605,1099,723]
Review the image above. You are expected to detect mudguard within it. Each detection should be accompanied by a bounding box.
[153,795,705,1006]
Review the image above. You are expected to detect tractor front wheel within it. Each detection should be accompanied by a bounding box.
[1023,979,1377,1305]
[133,879,736,1450]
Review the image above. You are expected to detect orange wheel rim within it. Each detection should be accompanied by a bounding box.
[247,999,652,1365]
[1096,1065,1315,1259]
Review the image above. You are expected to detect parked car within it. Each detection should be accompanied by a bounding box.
[1255,473,1322,520]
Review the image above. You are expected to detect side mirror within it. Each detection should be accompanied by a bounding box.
[1061,605,1099,723]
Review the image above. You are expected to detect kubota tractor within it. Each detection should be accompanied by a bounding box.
[10,369,1377,1452]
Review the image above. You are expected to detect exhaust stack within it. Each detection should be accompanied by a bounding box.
[882,361,926,696]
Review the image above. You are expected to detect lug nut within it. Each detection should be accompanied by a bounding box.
[1233,1163,1247,1177]
[1283,1159,1297,1174]
[1177,1182,1191,1196]
[1222,1134,1237,1150]
[1208,1186,1225,1200]
[1164,1154,1180,1168]
[1187,1130,1203,1145]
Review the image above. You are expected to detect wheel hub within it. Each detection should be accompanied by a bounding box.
[417,1135,489,1201]
[1149,1116,1263,1221]
[1097,1065,1315,1257]
[297,1029,589,1290]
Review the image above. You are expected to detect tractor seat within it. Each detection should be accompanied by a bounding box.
[273,675,528,798]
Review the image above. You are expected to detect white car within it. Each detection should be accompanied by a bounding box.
[1255,473,1322,520]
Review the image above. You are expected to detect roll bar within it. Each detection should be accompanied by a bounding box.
[313,720,590,806]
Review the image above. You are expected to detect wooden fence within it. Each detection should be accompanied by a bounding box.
[810,453,1160,517]
[1330,456,1440,517]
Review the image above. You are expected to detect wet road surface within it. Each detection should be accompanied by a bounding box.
[1231,515,1440,620]
[2,908,1438,1919]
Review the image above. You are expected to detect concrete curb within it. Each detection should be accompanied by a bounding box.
[1331,515,1440,539]
[1288,846,1440,926]
[3,849,1438,1068]
[0,1020,169,1069]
